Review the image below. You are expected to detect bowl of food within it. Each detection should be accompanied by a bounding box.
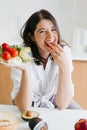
[0,112,18,130]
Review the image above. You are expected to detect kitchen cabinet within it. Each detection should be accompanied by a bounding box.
[72,60,87,109]
[0,64,13,104]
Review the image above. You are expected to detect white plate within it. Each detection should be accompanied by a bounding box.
[0,56,35,67]
[0,61,25,67]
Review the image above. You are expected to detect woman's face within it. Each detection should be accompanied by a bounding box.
[33,19,58,58]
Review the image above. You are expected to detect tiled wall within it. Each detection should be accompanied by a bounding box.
[0,0,87,48]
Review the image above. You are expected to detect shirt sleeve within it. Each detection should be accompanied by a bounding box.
[11,68,22,100]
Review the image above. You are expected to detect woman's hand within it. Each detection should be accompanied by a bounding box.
[1,61,30,72]
[45,43,70,72]
[14,62,30,71]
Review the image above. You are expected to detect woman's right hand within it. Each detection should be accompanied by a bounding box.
[14,62,31,72]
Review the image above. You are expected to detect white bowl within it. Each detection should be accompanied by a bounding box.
[0,112,18,130]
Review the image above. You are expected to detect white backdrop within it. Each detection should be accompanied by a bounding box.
[0,0,87,48]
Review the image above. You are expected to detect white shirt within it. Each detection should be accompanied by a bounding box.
[11,45,74,108]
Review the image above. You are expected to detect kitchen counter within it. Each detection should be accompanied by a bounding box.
[72,51,87,61]
[0,104,87,130]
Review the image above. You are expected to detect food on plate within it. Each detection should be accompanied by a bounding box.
[8,48,18,58]
[21,110,39,121]
[0,112,18,130]
[2,43,10,51]
[2,51,11,60]
[0,42,34,66]
[28,117,48,130]
[1,43,19,60]
[74,118,87,130]
[19,47,33,62]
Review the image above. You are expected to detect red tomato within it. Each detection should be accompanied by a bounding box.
[2,51,11,60]
[2,43,10,51]
[9,48,18,57]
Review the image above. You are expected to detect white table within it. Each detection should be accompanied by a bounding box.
[0,104,87,130]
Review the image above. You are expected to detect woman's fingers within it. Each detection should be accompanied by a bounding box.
[50,44,63,55]
[49,43,63,50]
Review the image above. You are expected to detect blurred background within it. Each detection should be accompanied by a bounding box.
[0,0,87,49]
[0,0,87,109]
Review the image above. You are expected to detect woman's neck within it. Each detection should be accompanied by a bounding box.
[42,59,48,69]
[42,56,49,69]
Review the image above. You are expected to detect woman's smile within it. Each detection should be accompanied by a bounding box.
[33,19,58,57]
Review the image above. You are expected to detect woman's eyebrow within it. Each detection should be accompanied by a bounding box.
[37,26,55,32]
[37,25,56,32]
[37,28,46,32]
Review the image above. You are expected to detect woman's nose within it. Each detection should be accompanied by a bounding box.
[46,31,54,40]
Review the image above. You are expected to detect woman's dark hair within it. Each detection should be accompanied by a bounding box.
[20,9,62,65]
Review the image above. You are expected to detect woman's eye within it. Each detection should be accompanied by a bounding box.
[51,28,56,32]
[39,30,46,33]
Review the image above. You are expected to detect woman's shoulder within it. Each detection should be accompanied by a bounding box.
[60,41,71,51]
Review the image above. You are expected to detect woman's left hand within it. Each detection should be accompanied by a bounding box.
[45,43,70,72]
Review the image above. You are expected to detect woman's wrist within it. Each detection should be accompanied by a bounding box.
[59,67,71,77]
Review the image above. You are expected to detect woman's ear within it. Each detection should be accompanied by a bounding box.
[28,33,35,41]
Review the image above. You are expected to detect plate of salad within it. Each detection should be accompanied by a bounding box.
[0,42,34,67]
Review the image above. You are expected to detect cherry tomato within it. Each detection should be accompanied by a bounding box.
[2,51,11,60]
[9,48,18,57]
[2,43,10,51]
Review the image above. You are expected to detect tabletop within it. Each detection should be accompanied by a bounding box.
[0,104,87,130]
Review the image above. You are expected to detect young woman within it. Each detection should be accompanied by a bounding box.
[11,9,82,112]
